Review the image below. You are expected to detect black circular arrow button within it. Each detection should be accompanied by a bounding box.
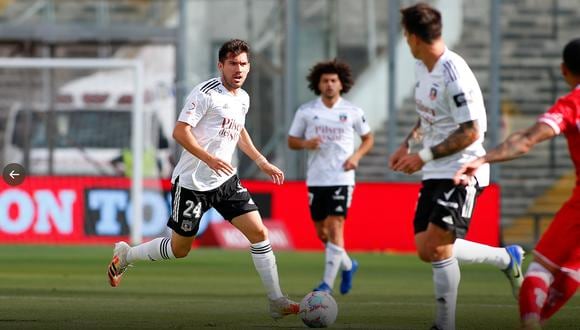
[3,163,26,186]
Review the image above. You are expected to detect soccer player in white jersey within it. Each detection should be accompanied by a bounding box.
[106,39,300,320]
[288,60,374,295]
[389,4,524,330]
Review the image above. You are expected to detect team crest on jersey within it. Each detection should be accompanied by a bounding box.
[339,113,348,122]
[313,115,319,120]
[181,220,193,232]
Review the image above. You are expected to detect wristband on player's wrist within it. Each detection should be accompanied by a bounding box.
[418,147,434,163]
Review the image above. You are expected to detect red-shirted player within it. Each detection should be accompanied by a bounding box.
[454,38,580,329]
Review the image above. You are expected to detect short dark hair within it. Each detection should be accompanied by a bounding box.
[400,3,442,44]
[563,38,580,75]
[218,39,250,63]
[307,59,354,95]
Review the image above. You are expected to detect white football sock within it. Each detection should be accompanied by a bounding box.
[323,242,344,287]
[432,257,460,330]
[126,237,175,263]
[250,240,283,300]
[453,238,510,269]
[341,250,353,271]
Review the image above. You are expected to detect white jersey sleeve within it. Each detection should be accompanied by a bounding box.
[288,108,307,137]
[444,61,487,131]
[353,108,371,136]
[179,86,211,127]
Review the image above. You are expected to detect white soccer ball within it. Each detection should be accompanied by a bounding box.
[299,291,338,328]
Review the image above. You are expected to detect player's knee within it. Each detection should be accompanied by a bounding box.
[171,244,191,258]
[418,244,448,262]
[428,245,449,261]
[416,249,431,263]
[316,231,328,242]
[249,225,269,243]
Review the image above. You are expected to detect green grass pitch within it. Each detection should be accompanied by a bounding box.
[0,245,578,329]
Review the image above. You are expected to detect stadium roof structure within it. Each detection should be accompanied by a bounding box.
[0,0,179,44]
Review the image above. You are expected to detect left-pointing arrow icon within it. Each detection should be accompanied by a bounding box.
[3,163,26,186]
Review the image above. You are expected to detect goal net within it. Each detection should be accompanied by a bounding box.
[0,58,173,245]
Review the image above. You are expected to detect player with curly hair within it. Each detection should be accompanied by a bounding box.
[288,59,374,295]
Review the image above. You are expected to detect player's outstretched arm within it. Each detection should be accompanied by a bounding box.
[483,122,555,163]
[454,122,556,185]
[238,128,284,185]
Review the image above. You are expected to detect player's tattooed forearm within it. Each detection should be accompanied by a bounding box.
[431,121,479,159]
[486,131,530,162]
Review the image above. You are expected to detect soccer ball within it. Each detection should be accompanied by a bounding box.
[299,291,338,328]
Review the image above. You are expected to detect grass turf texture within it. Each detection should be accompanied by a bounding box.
[0,245,578,329]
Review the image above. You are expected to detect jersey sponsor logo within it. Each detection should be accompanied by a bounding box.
[219,117,243,141]
[453,92,467,107]
[335,205,344,212]
[453,90,475,108]
[314,125,345,141]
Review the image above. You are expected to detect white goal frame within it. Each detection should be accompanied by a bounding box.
[0,58,146,245]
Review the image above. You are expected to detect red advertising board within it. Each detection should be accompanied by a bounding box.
[243,181,500,252]
[0,177,500,252]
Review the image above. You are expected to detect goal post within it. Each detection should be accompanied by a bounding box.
[0,58,146,245]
